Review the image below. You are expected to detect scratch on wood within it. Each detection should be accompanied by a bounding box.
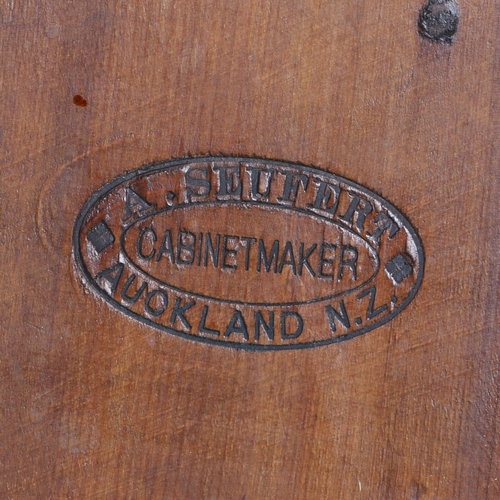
[1,0,14,23]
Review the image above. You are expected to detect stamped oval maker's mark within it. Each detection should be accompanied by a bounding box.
[73,157,424,350]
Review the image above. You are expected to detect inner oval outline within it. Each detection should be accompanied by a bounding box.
[120,199,380,307]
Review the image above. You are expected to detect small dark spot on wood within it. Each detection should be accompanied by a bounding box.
[73,94,88,107]
[418,0,459,44]
[409,479,428,499]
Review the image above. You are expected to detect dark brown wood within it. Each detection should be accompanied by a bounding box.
[1,0,499,498]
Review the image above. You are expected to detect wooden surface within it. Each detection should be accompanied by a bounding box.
[1,0,499,498]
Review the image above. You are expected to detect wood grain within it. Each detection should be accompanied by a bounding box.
[1,0,499,498]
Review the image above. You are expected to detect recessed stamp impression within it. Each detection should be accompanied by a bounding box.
[73,157,424,350]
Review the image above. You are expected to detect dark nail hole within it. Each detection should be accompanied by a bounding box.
[73,94,88,107]
[418,0,459,44]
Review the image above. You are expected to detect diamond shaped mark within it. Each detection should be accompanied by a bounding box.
[87,221,115,253]
[385,254,413,284]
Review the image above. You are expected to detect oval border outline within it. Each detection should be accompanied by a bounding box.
[72,156,425,351]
